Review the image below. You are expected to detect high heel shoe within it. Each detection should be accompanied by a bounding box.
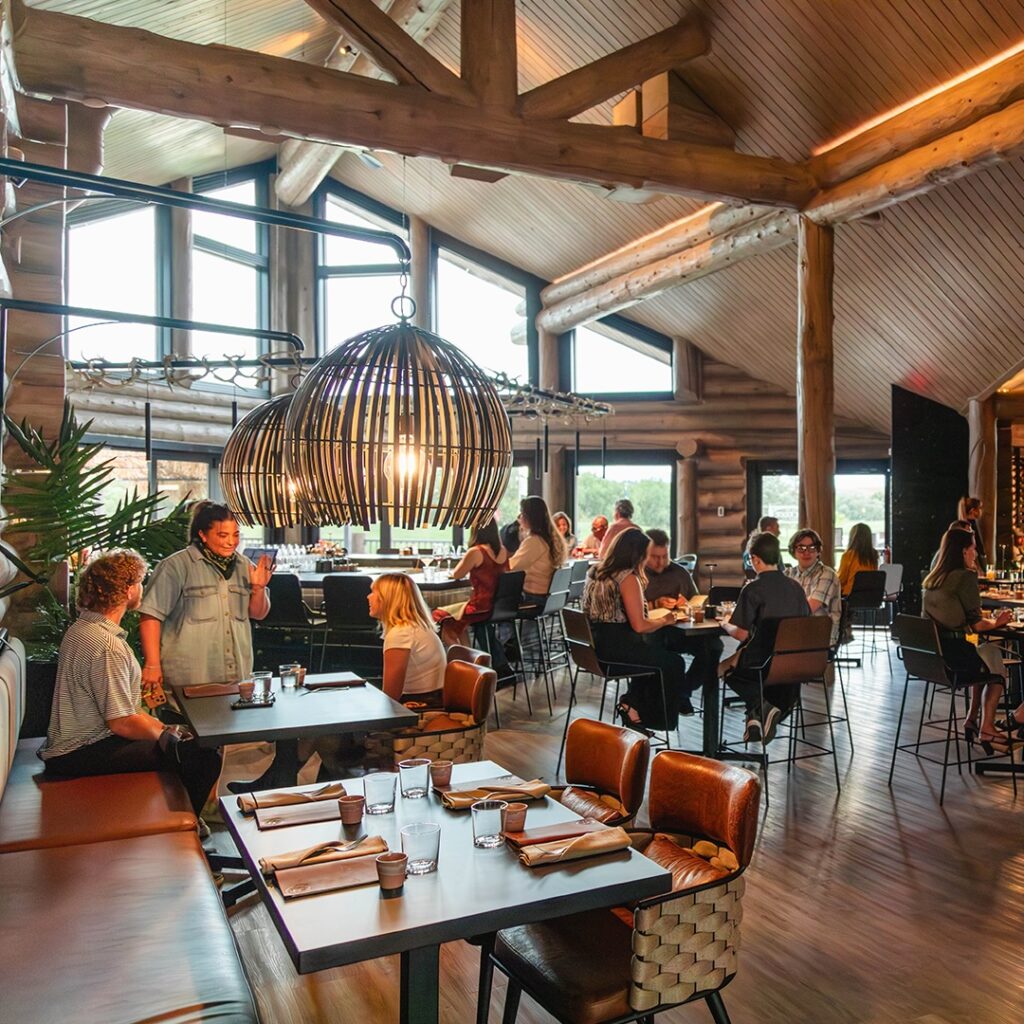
[963,719,979,744]
[616,702,654,738]
[977,733,1009,755]
[994,712,1024,741]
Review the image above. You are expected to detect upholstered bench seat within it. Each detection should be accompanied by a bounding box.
[642,835,732,891]
[495,908,634,1024]
[0,739,195,853]
[0,832,259,1024]
[551,784,629,824]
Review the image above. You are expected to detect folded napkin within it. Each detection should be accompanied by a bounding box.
[183,682,240,698]
[276,851,385,899]
[237,782,347,815]
[259,835,388,875]
[518,826,632,867]
[303,673,365,690]
[440,778,551,810]
[504,819,609,848]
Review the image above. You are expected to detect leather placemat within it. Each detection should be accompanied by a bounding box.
[256,800,342,830]
[183,682,240,698]
[303,673,366,690]
[276,854,380,898]
[504,819,609,847]
[442,773,525,793]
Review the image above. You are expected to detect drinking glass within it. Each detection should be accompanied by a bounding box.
[279,663,301,689]
[398,758,431,799]
[1015,607,1024,624]
[363,772,398,814]
[252,671,273,701]
[471,799,508,848]
[401,822,441,874]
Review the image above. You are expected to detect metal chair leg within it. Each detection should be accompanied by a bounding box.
[475,934,496,1024]
[556,665,578,777]
[822,678,842,793]
[706,990,734,1024]
[888,673,910,787]
[500,977,522,1024]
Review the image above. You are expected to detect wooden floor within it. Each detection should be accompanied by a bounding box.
[225,638,1024,1024]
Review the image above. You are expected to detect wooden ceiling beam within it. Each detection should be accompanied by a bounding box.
[460,0,517,110]
[276,0,454,208]
[303,0,473,103]
[518,16,708,121]
[9,4,814,209]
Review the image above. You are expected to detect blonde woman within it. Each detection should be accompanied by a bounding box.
[369,573,446,706]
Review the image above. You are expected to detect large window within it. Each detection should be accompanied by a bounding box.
[572,319,673,396]
[190,175,268,365]
[436,249,529,380]
[67,204,160,362]
[575,458,675,543]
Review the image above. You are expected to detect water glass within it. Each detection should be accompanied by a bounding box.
[1015,607,1024,624]
[279,663,302,689]
[471,799,508,848]
[401,822,441,874]
[363,772,398,814]
[253,671,273,700]
[398,758,431,799]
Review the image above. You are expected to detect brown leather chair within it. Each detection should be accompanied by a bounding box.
[446,644,492,667]
[365,660,498,766]
[552,718,649,826]
[489,751,761,1024]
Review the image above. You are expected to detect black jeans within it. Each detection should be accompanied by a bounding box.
[648,629,725,696]
[724,669,799,720]
[44,734,223,817]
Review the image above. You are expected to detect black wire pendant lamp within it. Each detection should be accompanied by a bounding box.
[283,312,513,530]
[220,394,308,527]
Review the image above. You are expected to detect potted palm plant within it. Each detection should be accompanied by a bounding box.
[1,399,192,733]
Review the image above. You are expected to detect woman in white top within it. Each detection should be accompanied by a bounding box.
[509,495,567,604]
[369,572,447,706]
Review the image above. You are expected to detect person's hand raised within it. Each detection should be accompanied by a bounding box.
[250,554,274,588]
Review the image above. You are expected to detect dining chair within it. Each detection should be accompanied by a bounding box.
[474,571,529,712]
[252,573,326,665]
[888,613,1015,804]
[551,717,649,825]
[558,608,670,773]
[446,644,498,727]
[487,750,761,1024]
[514,565,573,715]
[567,558,591,606]
[845,570,889,664]
[318,574,382,672]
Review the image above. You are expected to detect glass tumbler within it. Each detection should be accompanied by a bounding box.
[471,799,508,848]
[401,822,441,874]
[398,758,431,799]
[363,772,398,815]
[252,671,273,701]
[279,663,302,689]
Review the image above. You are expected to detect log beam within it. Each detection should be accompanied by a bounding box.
[537,210,795,333]
[408,213,431,329]
[518,16,708,121]
[796,217,835,565]
[11,4,814,209]
[672,337,702,404]
[460,0,517,110]
[303,0,472,102]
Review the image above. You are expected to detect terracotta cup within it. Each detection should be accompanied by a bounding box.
[692,608,705,623]
[338,795,365,825]
[376,852,408,893]
[429,760,454,789]
[238,679,255,701]
[501,802,528,833]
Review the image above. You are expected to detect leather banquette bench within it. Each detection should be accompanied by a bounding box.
[0,633,261,1023]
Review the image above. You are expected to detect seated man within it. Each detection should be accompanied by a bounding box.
[785,528,842,645]
[721,532,810,744]
[599,499,636,557]
[643,528,723,715]
[742,515,786,572]
[39,550,223,818]
[580,514,609,554]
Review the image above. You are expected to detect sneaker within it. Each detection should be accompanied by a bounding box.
[197,817,211,841]
[679,696,695,717]
[762,704,783,744]
[743,717,762,744]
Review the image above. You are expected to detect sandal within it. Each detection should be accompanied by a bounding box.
[616,702,654,738]
[963,719,980,744]
[994,712,1024,741]
[977,732,1010,755]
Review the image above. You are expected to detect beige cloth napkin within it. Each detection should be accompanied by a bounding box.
[518,826,631,867]
[440,779,551,810]
[237,782,347,815]
[259,835,388,875]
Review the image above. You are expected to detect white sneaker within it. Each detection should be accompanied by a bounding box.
[743,718,762,743]
[762,705,783,744]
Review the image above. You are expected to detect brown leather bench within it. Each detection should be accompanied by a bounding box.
[0,832,260,1023]
[0,740,196,853]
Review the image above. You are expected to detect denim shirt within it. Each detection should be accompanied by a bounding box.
[138,546,257,686]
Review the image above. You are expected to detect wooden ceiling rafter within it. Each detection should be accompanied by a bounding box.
[7,0,814,210]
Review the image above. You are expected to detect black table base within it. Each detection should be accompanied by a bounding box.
[400,945,440,1024]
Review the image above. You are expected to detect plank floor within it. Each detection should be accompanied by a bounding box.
[224,638,1024,1024]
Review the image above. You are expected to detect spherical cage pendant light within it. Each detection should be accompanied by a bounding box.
[284,322,513,530]
[220,394,310,527]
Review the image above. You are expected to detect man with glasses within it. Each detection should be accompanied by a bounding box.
[786,528,842,645]
[721,532,810,743]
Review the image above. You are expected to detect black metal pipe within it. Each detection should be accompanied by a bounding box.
[0,158,412,263]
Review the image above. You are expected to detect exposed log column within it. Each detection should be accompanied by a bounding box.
[673,336,701,403]
[796,217,835,564]
[968,395,997,563]
[408,214,430,329]
[538,328,559,393]
[542,445,567,523]
[678,453,698,558]
[460,0,517,110]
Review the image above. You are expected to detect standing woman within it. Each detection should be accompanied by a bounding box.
[510,495,566,604]
[582,527,686,734]
[958,496,986,573]
[432,520,508,647]
[837,522,879,595]
[138,501,272,693]
[922,528,1010,751]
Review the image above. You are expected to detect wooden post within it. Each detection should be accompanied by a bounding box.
[797,217,836,564]
[538,327,559,392]
[678,455,698,557]
[672,336,701,403]
[408,215,431,330]
[269,186,315,395]
[542,445,567,522]
[968,395,997,563]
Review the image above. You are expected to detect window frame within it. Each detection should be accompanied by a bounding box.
[563,313,674,401]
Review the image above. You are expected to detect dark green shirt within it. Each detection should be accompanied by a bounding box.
[922,569,982,631]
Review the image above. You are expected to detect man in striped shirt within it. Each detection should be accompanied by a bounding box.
[40,550,222,817]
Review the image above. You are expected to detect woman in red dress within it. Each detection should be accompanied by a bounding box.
[433,520,508,646]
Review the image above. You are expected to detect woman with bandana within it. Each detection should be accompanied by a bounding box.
[139,501,272,696]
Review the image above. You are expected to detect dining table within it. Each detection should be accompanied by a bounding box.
[221,759,672,1024]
